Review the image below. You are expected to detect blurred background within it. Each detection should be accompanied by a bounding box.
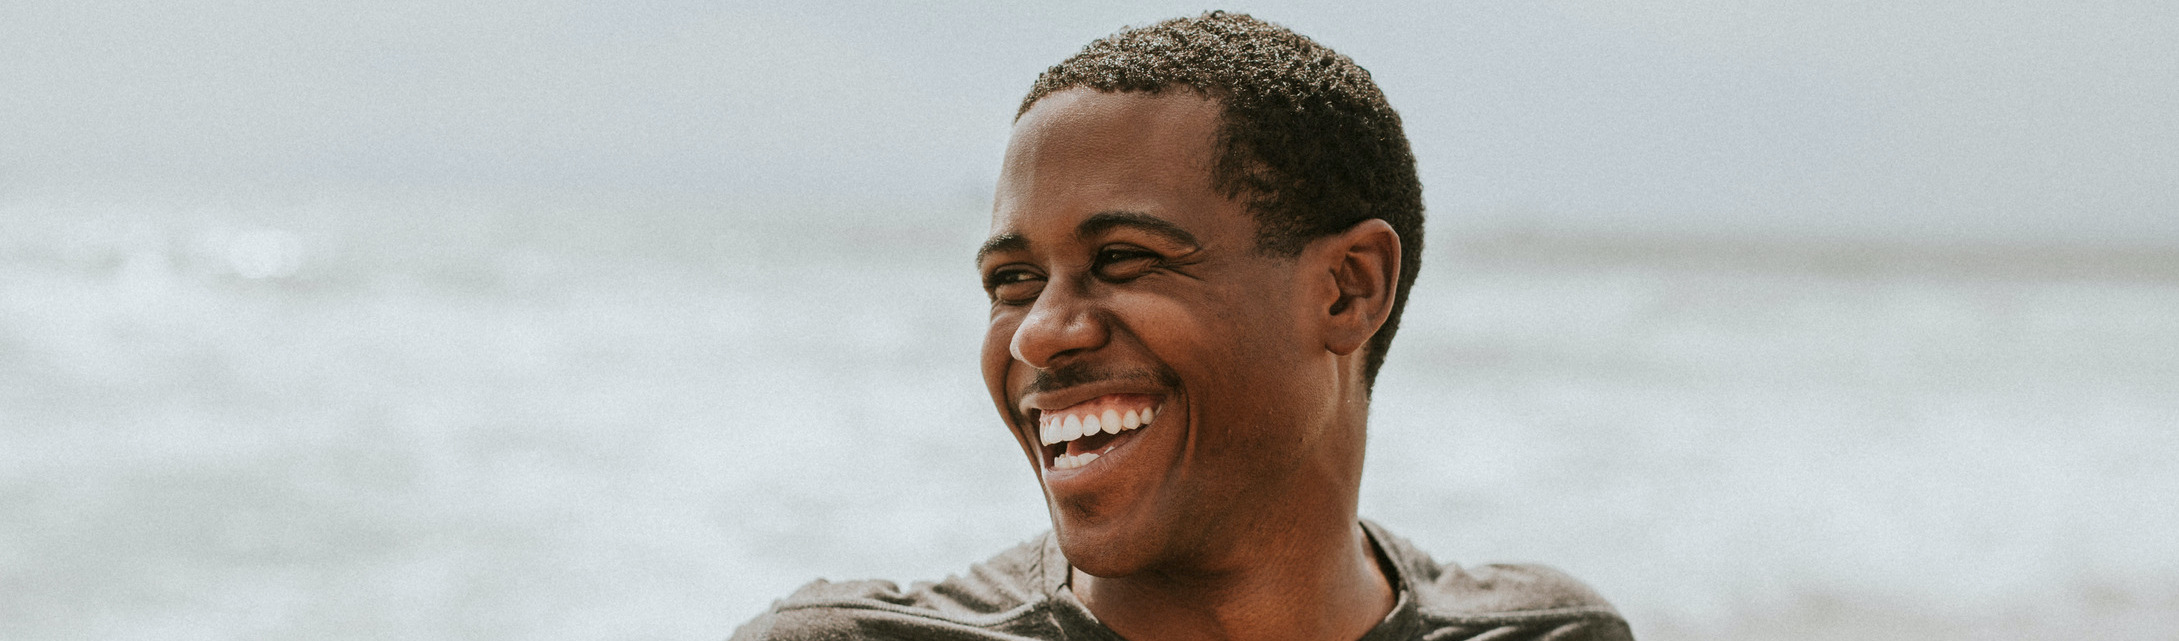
[3,1,2175,639]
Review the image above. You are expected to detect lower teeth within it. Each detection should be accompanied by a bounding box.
[1056,452,1101,469]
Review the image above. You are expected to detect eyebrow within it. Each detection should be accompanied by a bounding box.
[976,210,1202,267]
[1076,211,1200,249]
[975,234,1028,267]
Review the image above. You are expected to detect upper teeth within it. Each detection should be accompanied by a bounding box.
[1039,405,1156,446]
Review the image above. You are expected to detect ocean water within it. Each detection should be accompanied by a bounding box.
[4,200,2175,640]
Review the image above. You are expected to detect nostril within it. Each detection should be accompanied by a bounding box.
[1009,297,1109,368]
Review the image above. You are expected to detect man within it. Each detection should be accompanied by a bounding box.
[735,12,1630,641]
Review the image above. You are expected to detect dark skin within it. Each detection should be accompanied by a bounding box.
[978,88,1404,641]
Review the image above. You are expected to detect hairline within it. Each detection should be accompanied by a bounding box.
[1014,84,1296,259]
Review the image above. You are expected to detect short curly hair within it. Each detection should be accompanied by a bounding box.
[1019,11,1425,389]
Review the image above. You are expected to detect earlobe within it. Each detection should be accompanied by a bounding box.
[1317,219,1400,356]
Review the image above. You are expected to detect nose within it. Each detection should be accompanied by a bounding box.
[1009,285,1108,368]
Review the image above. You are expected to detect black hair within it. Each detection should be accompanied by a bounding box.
[1020,11,1425,389]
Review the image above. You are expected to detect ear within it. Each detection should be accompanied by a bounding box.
[1309,218,1401,356]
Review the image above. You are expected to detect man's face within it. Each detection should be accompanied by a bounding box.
[978,89,1344,576]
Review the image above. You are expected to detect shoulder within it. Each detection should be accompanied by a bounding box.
[730,534,1068,641]
[1365,521,1634,641]
[1419,562,1621,616]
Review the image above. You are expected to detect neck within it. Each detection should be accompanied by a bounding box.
[1071,517,1393,641]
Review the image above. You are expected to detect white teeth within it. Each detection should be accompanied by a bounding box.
[1035,403,1162,452]
[1053,451,1104,470]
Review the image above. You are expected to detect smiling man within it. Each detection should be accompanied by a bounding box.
[733,12,1630,641]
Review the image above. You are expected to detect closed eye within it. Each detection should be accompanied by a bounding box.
[1093,246,1160,282]
[985,267,1045,304]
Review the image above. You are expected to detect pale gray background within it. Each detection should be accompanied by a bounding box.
[4,1,2175,639]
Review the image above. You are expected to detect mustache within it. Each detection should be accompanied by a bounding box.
[1019,362,1181,409]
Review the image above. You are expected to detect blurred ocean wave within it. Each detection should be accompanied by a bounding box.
[1451,230,2179,282]
[1380,231,2179,639]
[2,200,2174,639]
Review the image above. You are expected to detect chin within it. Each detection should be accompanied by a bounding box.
[1053,526,1148,578]
[1047,504,1177,578]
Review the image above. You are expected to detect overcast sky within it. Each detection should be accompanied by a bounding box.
[4,0,2173,244]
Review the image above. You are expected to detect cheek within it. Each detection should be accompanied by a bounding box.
[1110,292,1250,397]
[1130,288,1283,350]
[1138,289,1308,399]
[981,315,1022,404]
[1105,293,1188,355]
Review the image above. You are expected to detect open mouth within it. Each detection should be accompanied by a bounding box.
[1034,394,1163,471]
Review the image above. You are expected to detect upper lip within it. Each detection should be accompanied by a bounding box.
[1017,383,1170,469]
[1018,383,1169,422]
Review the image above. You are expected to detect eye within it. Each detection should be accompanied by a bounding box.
[985,267,1045,304]
[1093,246,1160,281]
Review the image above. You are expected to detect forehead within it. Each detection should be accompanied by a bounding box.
[989,89,1238,244]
